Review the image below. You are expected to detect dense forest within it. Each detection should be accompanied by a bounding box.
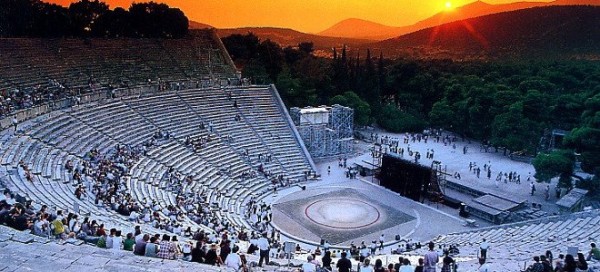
[0,0,188,38]
[222,33,600,193]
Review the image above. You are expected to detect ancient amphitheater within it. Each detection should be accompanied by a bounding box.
[1,29,599,272]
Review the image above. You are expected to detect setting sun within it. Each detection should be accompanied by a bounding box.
[445,1,454,9]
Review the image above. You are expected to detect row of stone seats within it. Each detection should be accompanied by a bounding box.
[124,93,205,139]
[235,87,313,180]
[120,88,302,230]
[0,104,205,234]
[27,110,116,156]
[429,209,600,270]
[123,92,262,189]
[177,88,288,180]
[69,101,155,146]
[101,91,282,231]
[1,86,314,241]
[139,140,257,230]
[0,30,234,94]
[5,150,203,238]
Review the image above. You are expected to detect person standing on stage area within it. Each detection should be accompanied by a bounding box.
[480,238,490,260]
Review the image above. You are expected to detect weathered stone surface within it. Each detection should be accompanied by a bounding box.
[0,234,12,242]
[11,234,35,244]
[73,255,111,266]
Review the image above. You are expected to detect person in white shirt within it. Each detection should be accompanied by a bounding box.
[181,241,193,261]
[0,190,9,203]
[112,230,123,250]
[172,224,182,235]
[360,246,370,262]
[34,213,51,237]
[317,240,327,252]
[423,242,439,272]
[479,238,490,259]
[257,233,270,267]
[301,255,317,272]
[224,246,243,271]
[478,257,491,272]
[68,215,78,232]
[4,194,16,205]
[359,258,374,272]
[55,210,64,222]
[143,211,151,222]
[398,258,415,272]
[12,116,18,132]
[129,210,139,222]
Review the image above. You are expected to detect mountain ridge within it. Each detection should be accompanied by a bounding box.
[371,5,600,59]
[215,27,373,50]
[317,0,600,40]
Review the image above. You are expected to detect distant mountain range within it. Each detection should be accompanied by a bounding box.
[187,23,370,51]
[372,5,600,59]
[318,0,600,40]
[215,27,372,50]
[189,0,600,59]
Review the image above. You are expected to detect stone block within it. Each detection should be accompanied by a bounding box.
[0,234,12,242]
[11,234,35,244]
[33,236,51,244]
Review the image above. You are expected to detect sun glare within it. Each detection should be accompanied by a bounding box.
[445,1,453,9]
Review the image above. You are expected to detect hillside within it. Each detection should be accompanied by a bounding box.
[317,18,405,40]
[216,27,373,50]
[372,6,600,59]
[318,0,600,40]
[189,20,213,29]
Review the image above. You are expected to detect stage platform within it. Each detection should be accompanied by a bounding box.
[268,179,468,248]
[443,179,527,224]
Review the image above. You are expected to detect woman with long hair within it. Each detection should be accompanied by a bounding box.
[576,253,588,271]
[562,254,577,272]
[374,259,385,272]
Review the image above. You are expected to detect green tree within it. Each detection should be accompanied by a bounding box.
[221,33,260,61]
[490,103,539,153]
[533,150,575,188]
[330,91,371,126]
[564,127,600,173]
[276,68,316,107]
[428,100,454,129]
[298,42,314,55]
[257,39,284,81]
[69,0,109,36]
[128,2,188,38]
[377,104,426,133]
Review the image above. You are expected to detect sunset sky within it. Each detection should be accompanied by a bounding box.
[45,0,554,33]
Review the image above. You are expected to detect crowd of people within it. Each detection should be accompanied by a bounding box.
[0,83,75,119]
[1,181,283,272]
[369,129,564,209]
[294,241,455,272]
[522,245,599,272]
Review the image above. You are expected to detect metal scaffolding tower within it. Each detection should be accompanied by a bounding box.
[290,105,354,158]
